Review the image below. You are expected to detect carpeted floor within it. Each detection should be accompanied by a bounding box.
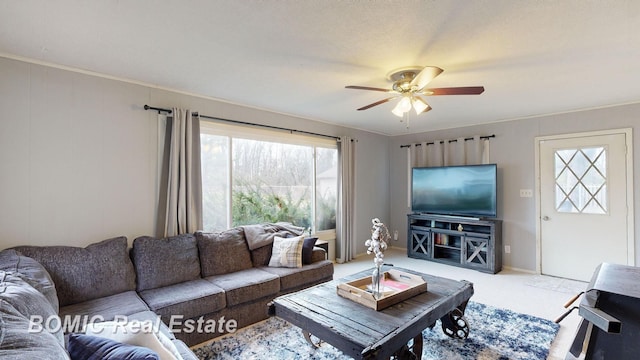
[192,301,560,360]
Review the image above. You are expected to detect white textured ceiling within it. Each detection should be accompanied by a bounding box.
[1,1,640,135]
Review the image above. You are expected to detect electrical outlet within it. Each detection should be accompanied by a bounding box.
[505,245,511,254]
[393,230,399,241]
[519,189,533,198]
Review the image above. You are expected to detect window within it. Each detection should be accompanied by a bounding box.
[554,146,608,214]
[200,121,337,234]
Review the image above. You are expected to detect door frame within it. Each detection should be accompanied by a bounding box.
[534,128,635,274]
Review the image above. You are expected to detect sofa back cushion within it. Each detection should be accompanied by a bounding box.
[250,245,273,268]
[196,228,253,276]
[0,249,59,312]
[13,237,136,307]
[131,234,201,291]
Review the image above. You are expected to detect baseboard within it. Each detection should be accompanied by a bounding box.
[502,265,538,274]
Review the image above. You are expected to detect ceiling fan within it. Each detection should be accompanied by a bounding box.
[345,66,484,118]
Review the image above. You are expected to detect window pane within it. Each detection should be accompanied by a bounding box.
[316,147,337,231]
[200,121,338,233]
[554,146,608,214]
[201,134,230,231]
[231,138,313,229]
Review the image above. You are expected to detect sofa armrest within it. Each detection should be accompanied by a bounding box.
[310,247,328,263]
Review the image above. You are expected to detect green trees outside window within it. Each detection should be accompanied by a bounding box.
[201,129,337,233]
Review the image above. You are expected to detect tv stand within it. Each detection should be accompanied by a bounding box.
[407,213,502,274]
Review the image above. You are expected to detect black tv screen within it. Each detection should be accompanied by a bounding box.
[412,164,497,218]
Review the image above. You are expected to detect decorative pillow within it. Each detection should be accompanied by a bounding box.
[268,235,304,268]
[302,237,318,265]
[84,321,180,360]
[68,333,160,360]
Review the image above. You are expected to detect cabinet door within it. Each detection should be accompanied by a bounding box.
[409,229,431,259]
[463,235,490,270]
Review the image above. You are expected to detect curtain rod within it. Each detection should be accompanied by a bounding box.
[399,134,495,148]
[144,105,340,141]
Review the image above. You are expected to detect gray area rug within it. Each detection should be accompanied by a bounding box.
[193,301,560,359]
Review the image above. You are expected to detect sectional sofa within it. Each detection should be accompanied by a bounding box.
[0,223,333,358]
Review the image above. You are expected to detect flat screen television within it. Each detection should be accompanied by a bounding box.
[411,164,497,218]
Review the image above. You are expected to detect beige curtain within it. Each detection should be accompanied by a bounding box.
[336,136,355,263]
[157,108,203,237]
[449,137,467,165]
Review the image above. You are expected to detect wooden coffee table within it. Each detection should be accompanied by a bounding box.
[270,267,474,359]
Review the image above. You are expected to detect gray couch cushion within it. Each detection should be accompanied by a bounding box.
[250,244,272,268]
[13,237,136,307]
[139,279,226,322]
[131,234,201,291]
[59,291,149,331]
[261,260,334,291]
[0,271,64,347]
[0,301,69,359]
[0,249,59,311]
[204,268,280,306]
[196,228,253,276]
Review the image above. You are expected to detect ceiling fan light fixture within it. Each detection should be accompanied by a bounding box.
[391,104,405,117]
[392,96,412,117]
[346,65,484,122]
[392,72,417,93]
[412,97,430,114]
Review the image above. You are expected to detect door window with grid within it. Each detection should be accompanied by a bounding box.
[554,146,608,214]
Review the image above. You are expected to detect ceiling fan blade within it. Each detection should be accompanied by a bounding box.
[356,97,397,111]
[410,66,444,91]
[422,86,485,95]
[345,85,391,92]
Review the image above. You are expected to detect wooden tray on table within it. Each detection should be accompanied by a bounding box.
[337,269,427,310]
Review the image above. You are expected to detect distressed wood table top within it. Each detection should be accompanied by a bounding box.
[271,267,474,359]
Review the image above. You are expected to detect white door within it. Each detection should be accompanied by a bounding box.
[538,130,633,281]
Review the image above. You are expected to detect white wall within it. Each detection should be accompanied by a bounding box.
[0,57,389,251]
[388,104,640,271]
